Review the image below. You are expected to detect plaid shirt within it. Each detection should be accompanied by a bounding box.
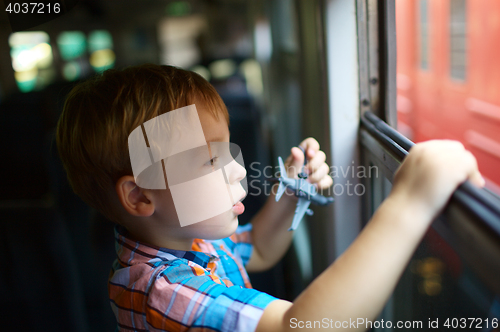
[109,224,277,332]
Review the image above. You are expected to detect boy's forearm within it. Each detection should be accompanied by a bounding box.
[246,185,298,272]
[256,140,483,332]
[288,194,429,323]
[258,193,433,332]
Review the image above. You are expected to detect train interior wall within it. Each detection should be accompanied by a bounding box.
[0,1,308,330]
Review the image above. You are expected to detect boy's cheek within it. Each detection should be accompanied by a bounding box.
[228,183,247,204]
[170,170,234,227]
[135,162,168,189]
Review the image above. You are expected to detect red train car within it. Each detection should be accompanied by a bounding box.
[396,0,500,192]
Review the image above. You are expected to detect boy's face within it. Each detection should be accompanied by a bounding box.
[133,100,247,240]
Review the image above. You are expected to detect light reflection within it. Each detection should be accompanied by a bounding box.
[90,49,116,72]
[413,257,445,296]
[62,61,81,81]
[191,65,211,81]
[209,59,236,80]
[239,59,263,97]
[9,31,54,92]
[57,31,86,61]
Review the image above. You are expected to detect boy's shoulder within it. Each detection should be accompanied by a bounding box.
[110,224,254,287]
[109,224,277,332]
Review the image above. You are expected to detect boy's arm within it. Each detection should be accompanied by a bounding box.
[246,138,333,272]
[255,140,484,332]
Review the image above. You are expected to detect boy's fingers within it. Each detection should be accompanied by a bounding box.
[445,149,484,189]
[305,150,326,174]
[286,138,326,178]
[308,163,330,183]
[469,170,485,188]
[285,147,305,178]
[316,175,333,189]
[462,150,485,188]
[299,138,320,156]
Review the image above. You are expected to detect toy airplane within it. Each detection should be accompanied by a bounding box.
[275,148,334,231]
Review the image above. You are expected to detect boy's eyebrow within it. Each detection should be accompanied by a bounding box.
[205,130,230,143]
[206,136,226,143]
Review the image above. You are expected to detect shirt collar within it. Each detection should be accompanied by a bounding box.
[114,225,218,269]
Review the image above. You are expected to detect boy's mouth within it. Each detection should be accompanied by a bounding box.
[232,201,245,215]
[232,193,246,215]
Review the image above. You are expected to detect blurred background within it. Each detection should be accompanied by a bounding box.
[396,0,500,193]
[0,1,306,331]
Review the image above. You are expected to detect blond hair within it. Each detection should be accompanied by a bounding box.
[56,64,229,221]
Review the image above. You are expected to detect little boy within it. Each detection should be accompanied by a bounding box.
[57,64,483,332]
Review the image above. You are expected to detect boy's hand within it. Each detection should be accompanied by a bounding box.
[391,140,485,221]
[283,137,333,190]
[246,138,332,272]
[257,140,485,332]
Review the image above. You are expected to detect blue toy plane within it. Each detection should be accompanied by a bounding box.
[275,149,334,231]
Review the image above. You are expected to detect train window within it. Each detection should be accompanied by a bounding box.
[356,0,500,326]
[419,0,430,70]
[361,112,500,329]
[450,0,467,81]
[397,0,500,192]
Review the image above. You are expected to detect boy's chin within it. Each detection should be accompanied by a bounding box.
[181,212,239,240]
[202,215,239,240]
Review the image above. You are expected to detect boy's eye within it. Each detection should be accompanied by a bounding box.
[204,156,218,167]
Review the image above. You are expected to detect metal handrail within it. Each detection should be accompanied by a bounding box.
[361,111,500,295]
[362,111,500,239]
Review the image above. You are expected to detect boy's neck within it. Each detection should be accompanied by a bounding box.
[125,226,195,251]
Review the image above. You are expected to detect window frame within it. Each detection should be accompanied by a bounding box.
[356,0,500,319]
[361,110,500,295]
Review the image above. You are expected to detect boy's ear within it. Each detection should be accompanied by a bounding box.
[116,176,155,217]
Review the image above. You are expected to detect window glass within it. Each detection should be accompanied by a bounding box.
[450,0,467,80]
[360,121,500,331]
[419,0,430,70]
[397,0,500,193]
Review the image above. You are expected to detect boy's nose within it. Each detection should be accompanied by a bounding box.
[227,160,247,184]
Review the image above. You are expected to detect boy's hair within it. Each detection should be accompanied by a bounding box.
[56,64,229,222]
